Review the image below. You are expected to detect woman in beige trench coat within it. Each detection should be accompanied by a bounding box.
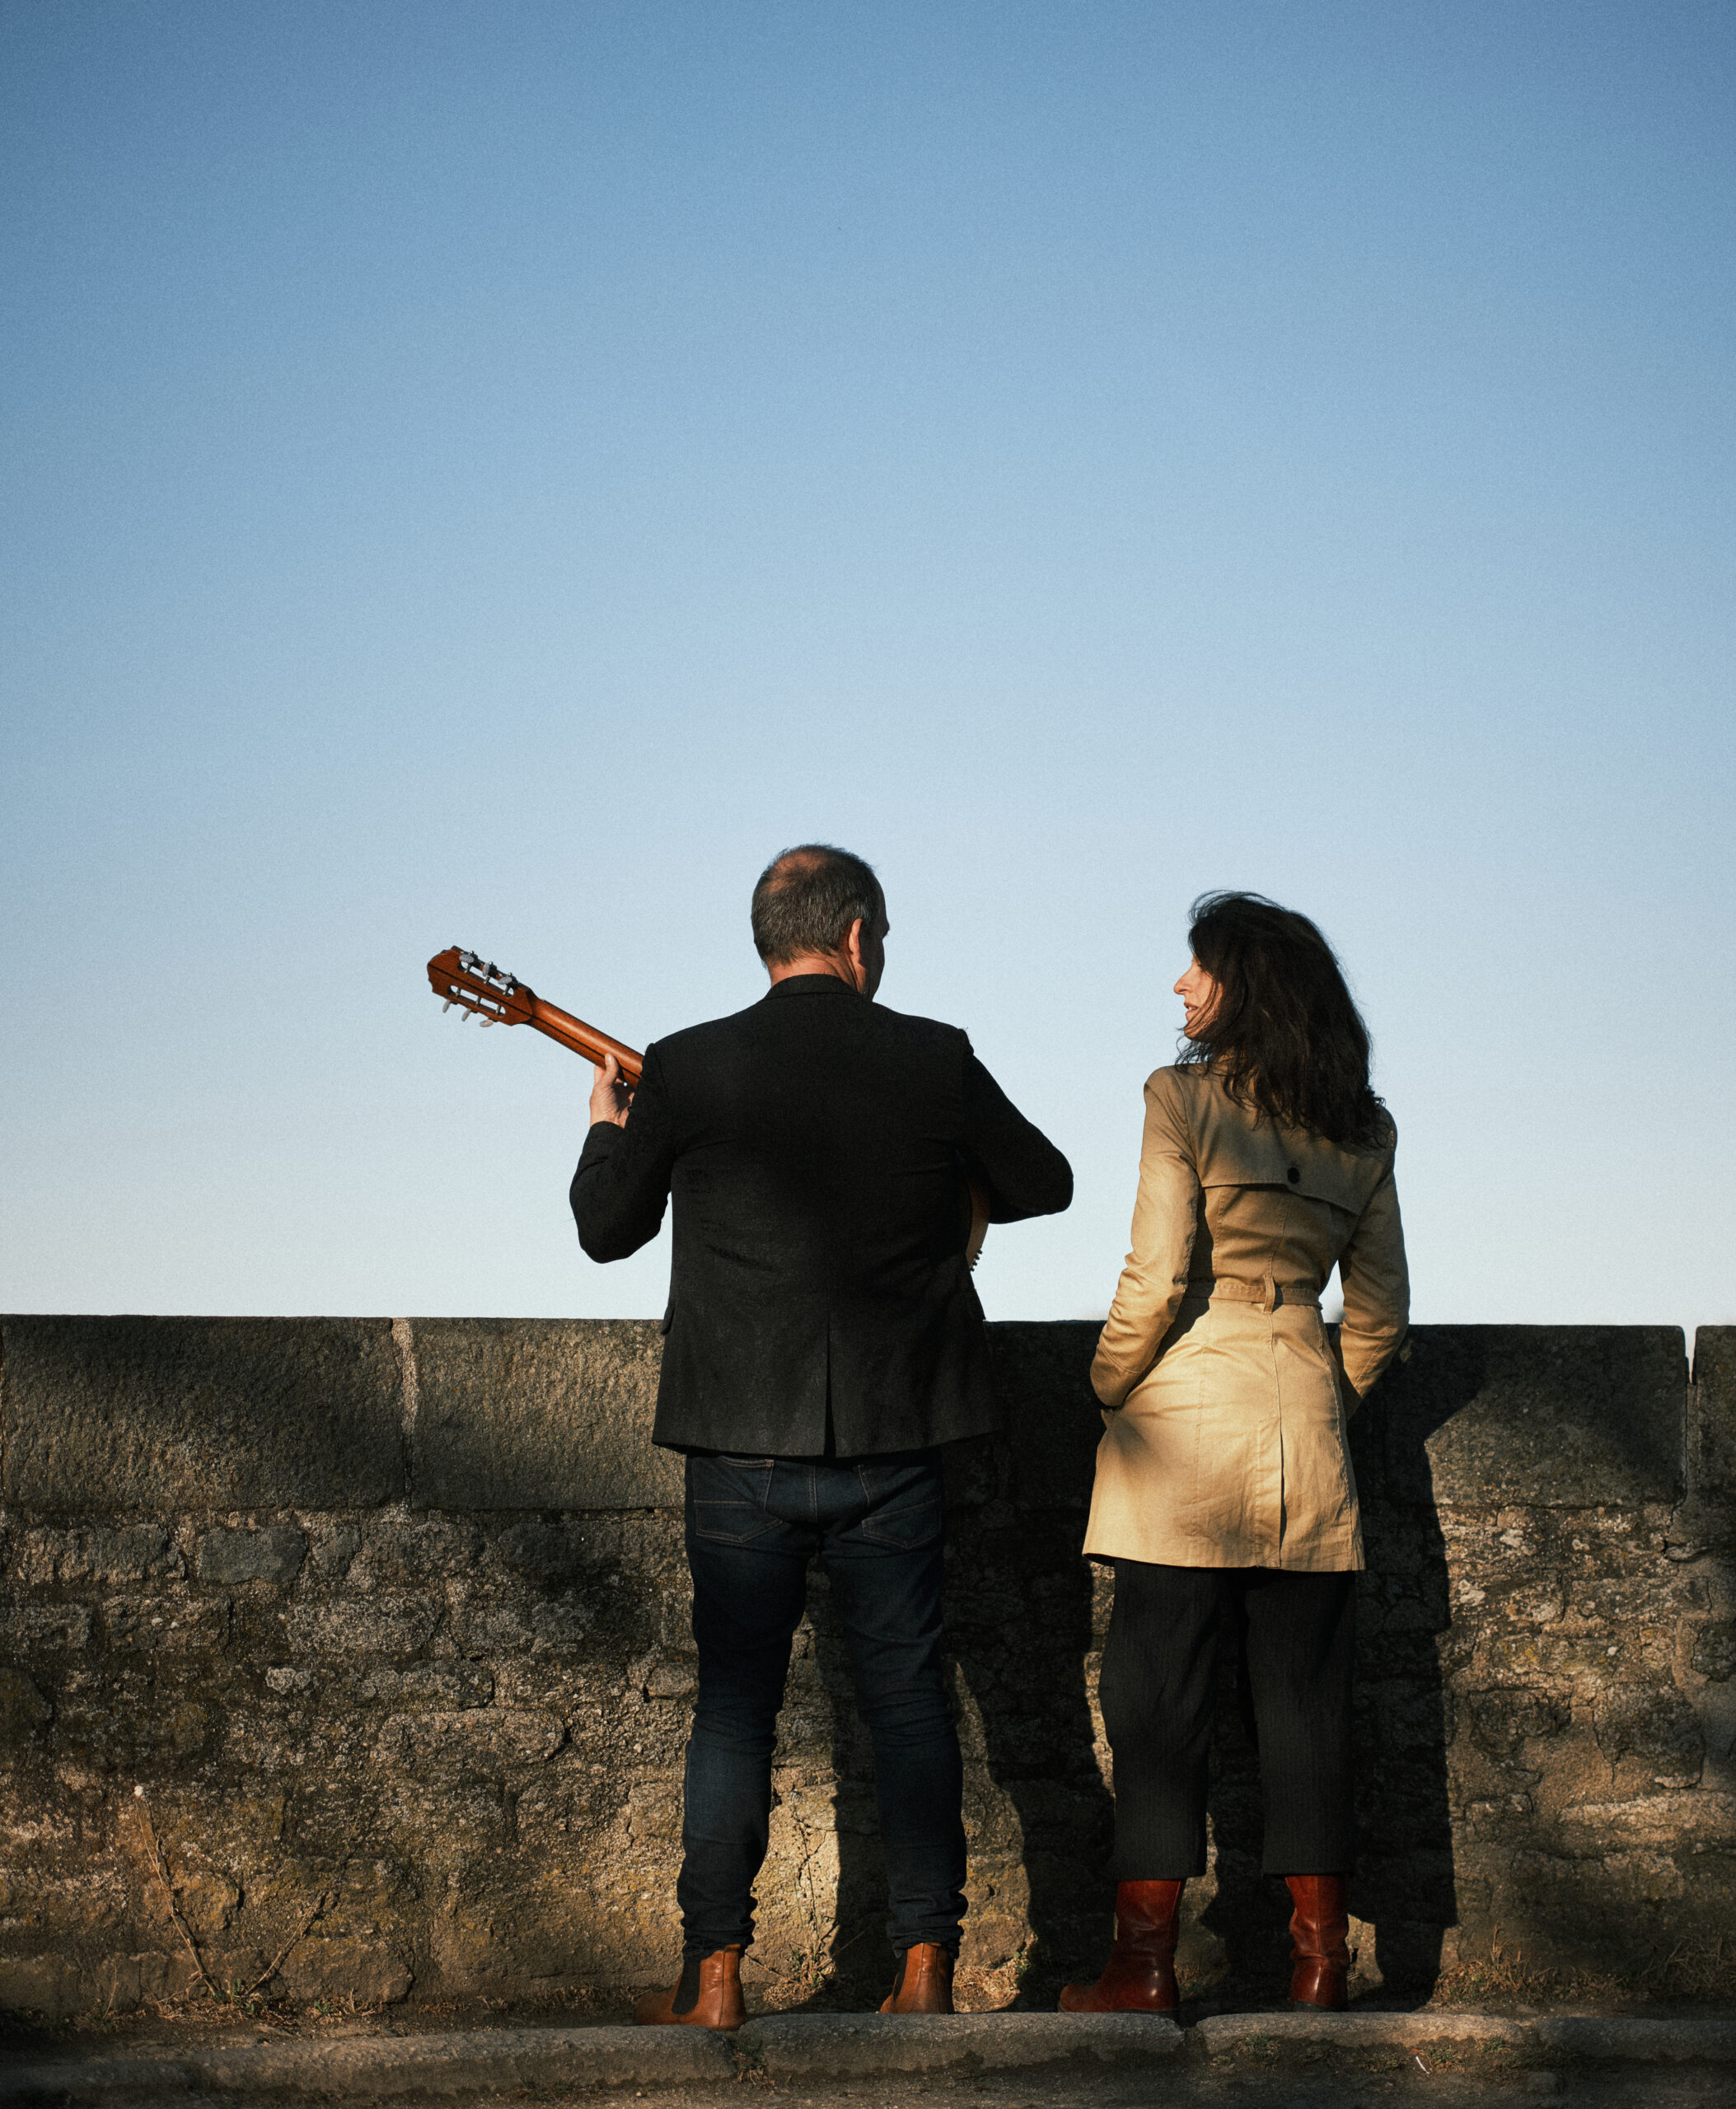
[1062,893,1409,2018]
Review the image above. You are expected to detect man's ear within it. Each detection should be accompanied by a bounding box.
[842,918,866,987]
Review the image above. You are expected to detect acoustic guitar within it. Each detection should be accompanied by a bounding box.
[427,947,990,1267]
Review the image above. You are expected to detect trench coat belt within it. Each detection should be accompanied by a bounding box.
[1182,1275,1322,1313]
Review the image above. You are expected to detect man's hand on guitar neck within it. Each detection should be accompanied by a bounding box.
[589,1051,635,1130]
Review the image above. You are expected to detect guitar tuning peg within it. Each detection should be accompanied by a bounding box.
[442,1000,452,1012]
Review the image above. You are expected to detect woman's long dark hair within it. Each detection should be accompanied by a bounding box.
[1178,891,1392,1151]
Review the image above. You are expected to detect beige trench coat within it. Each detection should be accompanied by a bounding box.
[1084,1065,1410,1573]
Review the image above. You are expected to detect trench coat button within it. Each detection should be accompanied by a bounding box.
[1287,1165,1300,1184]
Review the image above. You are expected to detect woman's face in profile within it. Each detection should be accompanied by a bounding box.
[1174,956,1221,1040]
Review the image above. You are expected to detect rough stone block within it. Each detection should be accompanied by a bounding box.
[196,1524,307,1585]
[1,1316,405,1511]
[985,1321,1103,1509]
[0,1953,82,2018]
[282,1597,439,1659]
[1378,1326,1687,1508]
[88,1950,200,2015]
[1692,1621,1736,1682]
[20,1525,180,1586]
[1593,1685,1704,1787]
[1556,1789,1736,1847]
[276,1934,412,2005]
[348,1662,494,1709]
[375,1705,565,1768]
[0,1603,93,1653]
[0,1667,53,1747]
[1693,1326,1736,1499]
[409,1320,681,1511]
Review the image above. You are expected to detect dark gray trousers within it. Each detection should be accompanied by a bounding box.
[1100,1560,1357,1879]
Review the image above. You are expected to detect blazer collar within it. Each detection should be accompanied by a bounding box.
[765,973,863,1002]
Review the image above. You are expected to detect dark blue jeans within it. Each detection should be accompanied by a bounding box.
[677,1450,966,1958]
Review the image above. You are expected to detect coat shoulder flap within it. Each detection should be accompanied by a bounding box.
[1182,1071,1390,1213]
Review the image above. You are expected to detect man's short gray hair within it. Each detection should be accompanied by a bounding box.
[751,844,883,965]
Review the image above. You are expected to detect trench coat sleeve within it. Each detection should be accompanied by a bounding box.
[569,1044,680,1262]
[1090,1069,1200,1409]
[1335,1156,1410,1410]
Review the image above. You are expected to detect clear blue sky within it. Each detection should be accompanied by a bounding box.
[3,2,1732,1337]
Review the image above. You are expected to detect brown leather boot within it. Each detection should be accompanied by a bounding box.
[1286,1875,1351,2010]
[634,1944,746,2029]
[879,1942,955,2013]
[1059,1880,1185,2013]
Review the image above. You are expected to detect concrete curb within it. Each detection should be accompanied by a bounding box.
[0,2026,733,2102]
[0,2064,199,2106]
[4,2009,1736,2100]
[736,2010,1184,2076]
[1532,2018,1736,2060]
[1196,2011,1533,2051]
[1195,2011,1736,2062]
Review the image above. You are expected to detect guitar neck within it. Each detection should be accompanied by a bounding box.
[526,996,644,1083]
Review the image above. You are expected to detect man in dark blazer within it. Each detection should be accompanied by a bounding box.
[572,844,1071,2028]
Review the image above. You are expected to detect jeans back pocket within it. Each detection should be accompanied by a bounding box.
[687,1454,779,1546]
[853,1459,945,1551]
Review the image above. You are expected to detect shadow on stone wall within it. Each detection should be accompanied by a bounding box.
[947,1480,1116,1994]
[1,1317,406,1512]
[1337,1330,1476,2001]
[957,1325,1117,1994]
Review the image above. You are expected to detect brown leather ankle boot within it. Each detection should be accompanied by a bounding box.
[1285,1875,1351,2010]
[634,1945,746,2028]
[1059,1880,1185,2013]
[880,1941,955,2013]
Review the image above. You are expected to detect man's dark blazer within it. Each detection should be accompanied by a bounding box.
[570,974,1072,1457]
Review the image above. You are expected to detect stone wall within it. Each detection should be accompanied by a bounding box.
[1,1316,1732,2019]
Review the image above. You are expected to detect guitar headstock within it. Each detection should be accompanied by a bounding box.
[427,947,537,1027]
